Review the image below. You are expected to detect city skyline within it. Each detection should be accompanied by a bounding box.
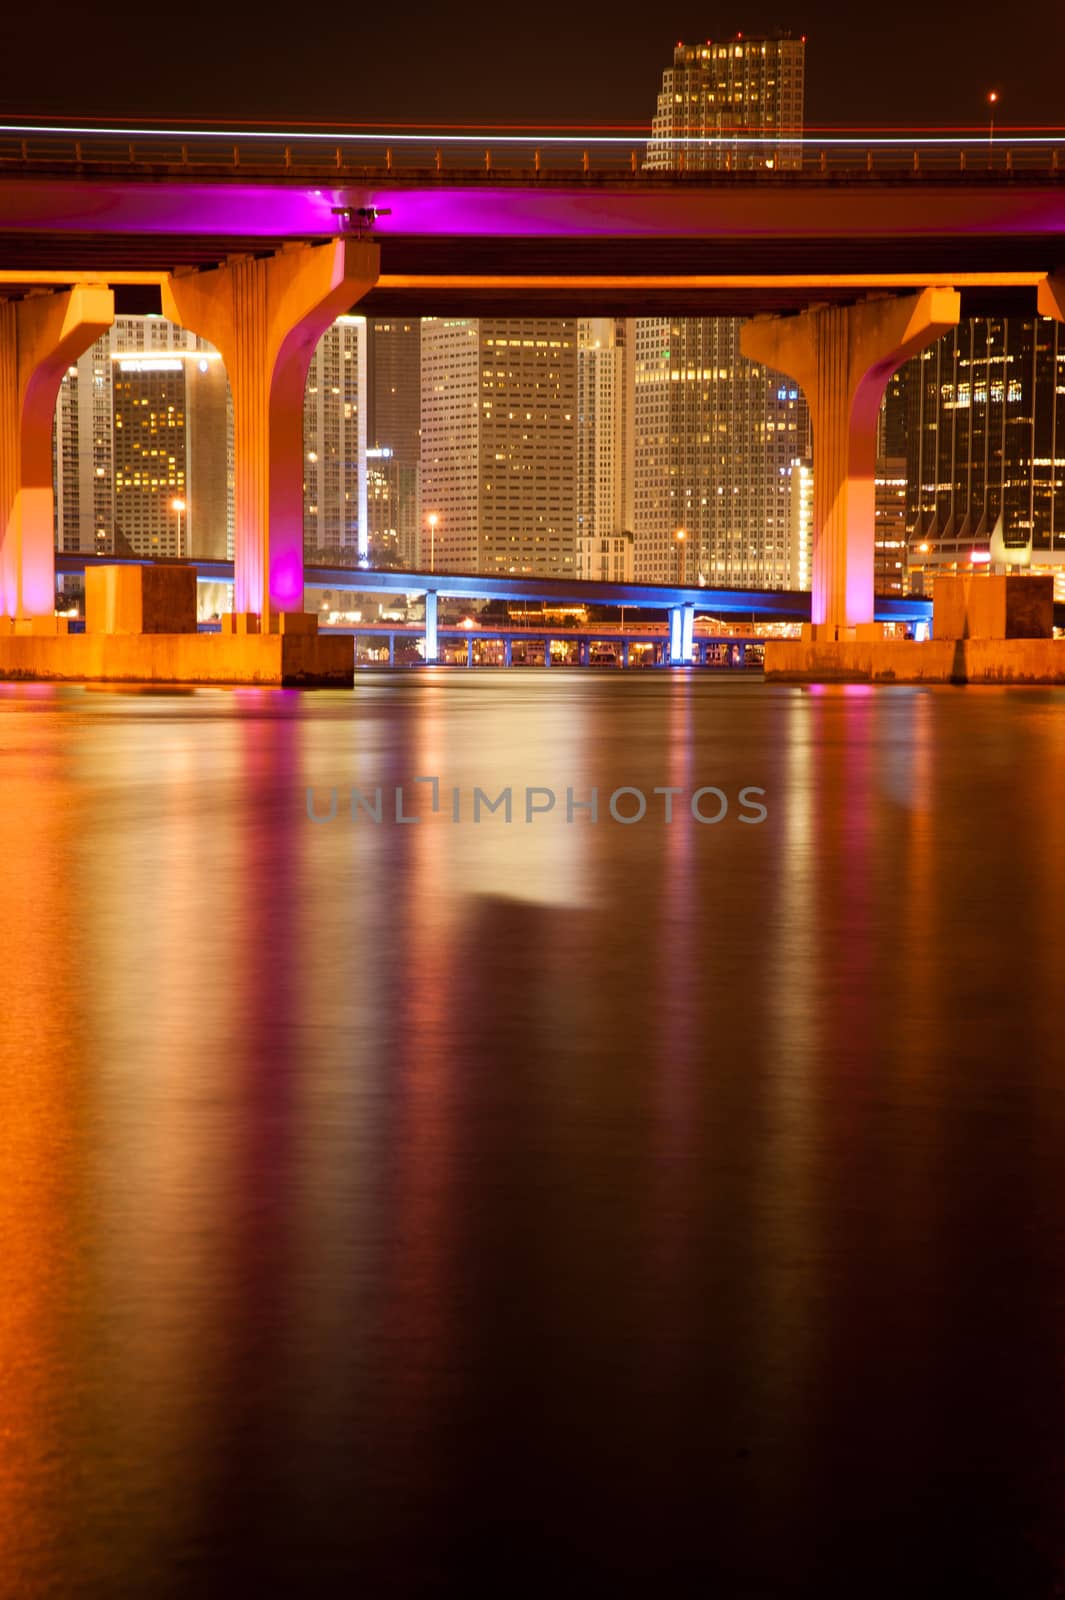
[54,304,1065,599]
[31,23,1065,609]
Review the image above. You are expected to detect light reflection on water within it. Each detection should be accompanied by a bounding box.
[1,674,1064,1596]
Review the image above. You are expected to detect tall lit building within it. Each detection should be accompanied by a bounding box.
[646,36,805,170]
[420,317,578,575]
[367,318,421,464]
[366,448,420,569]
[636,36,809,586]
[366,318,421,567]
[577,318,634,581]
[55,316,231,560]
[303,314,366,563]
[789,457,813,591]
[875,459,908,595]
[905,317,1065,571]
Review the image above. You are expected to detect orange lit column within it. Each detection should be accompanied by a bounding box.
[742,290,959,638]
[0,285,114,623]
[162,240,379,625]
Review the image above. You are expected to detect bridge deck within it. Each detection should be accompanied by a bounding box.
[1,140,1062,316]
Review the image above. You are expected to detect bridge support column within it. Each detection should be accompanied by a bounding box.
[544,639,551,668]
[742,290,959,638]
[504,637,512,668]
[424,590,438,663]
[1,285,113,622]
[579,638,590,667]
[388,632,395,666]
[668,604,694,664]
[621,639,630,669]
[466,636,474,668]
[683,607,694,664]
[162,240,379,627]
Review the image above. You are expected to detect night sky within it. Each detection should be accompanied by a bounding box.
[0,2,1060,132]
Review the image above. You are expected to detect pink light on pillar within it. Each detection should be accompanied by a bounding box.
[162,240,379,623]
[0,285,114,619]
[269,548,304,609]
[742,289,960,636]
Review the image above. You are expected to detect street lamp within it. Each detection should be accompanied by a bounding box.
[675,527,687,587]
[987,91,999,161]
[171,496,186,554]
[426,511,439,574]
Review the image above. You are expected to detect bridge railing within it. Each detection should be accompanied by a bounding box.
[1,128,1063,179]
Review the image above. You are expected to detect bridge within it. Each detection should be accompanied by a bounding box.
[1,124,1062,678]
[54,552,933,668]
[2,128,1064,317]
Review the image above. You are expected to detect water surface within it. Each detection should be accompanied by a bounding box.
[2,674,1063,1596]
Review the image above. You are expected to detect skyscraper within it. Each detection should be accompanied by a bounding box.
[55,316,231,561]
[303,314,366,563]
[576,318,634,581]
[905,316,1065,572]
[366,449,420,569]
[366,318,421,567]
[874,459,908,595]
[789,457,813,591]
[367,318,421,466]
[56,313,374,573]
[636,37,809,586]
[646,37,805,171]
[420,317,578,575]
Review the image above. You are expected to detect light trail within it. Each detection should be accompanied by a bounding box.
[1,119,1065,148]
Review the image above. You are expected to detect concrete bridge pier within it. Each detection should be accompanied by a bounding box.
[742,289,960,640]
[162,239,379,631]
[1,285,114,626]
[668,604,695,664]
[424,590,438,663]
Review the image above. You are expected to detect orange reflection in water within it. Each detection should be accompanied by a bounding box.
[0,692,85,1593]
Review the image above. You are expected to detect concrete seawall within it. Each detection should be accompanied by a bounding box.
[765,639,1065,685]
[0,632,355,686]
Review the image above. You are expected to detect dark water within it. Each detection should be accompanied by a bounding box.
[2,672,1064,1598]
